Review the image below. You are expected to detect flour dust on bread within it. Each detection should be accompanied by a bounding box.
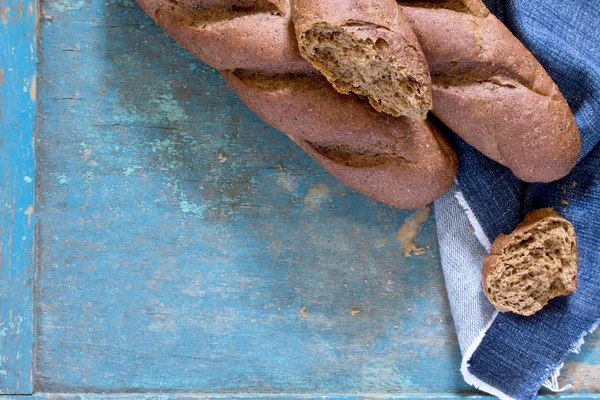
[292,0,432,119]
[134,0,458,209]
[482,208,578,316]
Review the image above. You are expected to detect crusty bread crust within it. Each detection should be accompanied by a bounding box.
[402,5,580,182]
[291,0,580,180]
[482,208,578,315]
[224,71,457,208]
[292,0,581,182]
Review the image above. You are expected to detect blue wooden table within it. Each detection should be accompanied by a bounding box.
[1,0,599,397]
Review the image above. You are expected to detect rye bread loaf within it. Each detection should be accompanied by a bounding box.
[136,0,458,209]
[482,208,578,316]
[291,0,581,183]
[136,0,581,208]
[399,1,581,183]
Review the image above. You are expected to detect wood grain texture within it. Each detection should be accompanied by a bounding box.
[37,0,465,394]
[0,0,37,394]
[34,0,600,396]
[3,394,600,400]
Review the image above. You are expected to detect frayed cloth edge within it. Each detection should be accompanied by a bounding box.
[543,320,600,392]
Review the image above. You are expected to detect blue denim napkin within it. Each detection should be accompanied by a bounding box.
[434,1,600,399]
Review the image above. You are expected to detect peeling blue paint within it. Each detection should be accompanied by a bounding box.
[0,0,37,394]
[22,0,600,396]
[3,393,600,400]
[35,0,471,393]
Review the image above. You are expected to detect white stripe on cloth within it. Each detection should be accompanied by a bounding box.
[454,190,492,252]
[435,183,506,398]
[434,183,496,353]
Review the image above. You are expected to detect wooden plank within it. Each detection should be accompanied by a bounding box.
[35,0,600,396]
[3,393,600,400]
[0,0,36,394]
[0,0,37,394]
[36,0,467,394]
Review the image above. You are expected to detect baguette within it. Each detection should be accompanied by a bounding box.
[399,1,580,182]
[224,70,456,208]
[136,0,458,209]
[290,0,580,182]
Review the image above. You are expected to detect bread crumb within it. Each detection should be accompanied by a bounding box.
[412,247,425,256]
[561,186,567,194]
[303,184,330,210]
[467,226,474,232]
[571,180,577,188]
[99,88,106,95]
[348,308,360,316]
[560,199,569,206]
[300,306,308,318]
[397,206,430,256]
[218,153,227,163]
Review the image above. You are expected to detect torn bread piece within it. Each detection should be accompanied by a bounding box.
[482,208,578,316]
[292,0,432,119]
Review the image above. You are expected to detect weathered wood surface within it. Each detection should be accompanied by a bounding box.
[32,0,600,396]
[3,394,600,400]
[0,0,37,394]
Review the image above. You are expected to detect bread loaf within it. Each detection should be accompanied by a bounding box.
[224,71,456,208]
[399,1,580,182]
[137,0,581,208]
[136,0,458,209]
[291,0,581,182]
[482,208,578,316]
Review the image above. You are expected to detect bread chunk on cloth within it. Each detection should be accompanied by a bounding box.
[483,208,578,316]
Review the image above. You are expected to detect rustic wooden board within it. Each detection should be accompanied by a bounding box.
[0,0,37,394]
[35,0,467,393]
[0,0,594,396]
[3,394,600,400]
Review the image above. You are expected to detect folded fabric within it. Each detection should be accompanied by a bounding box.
[434,0,600,399]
